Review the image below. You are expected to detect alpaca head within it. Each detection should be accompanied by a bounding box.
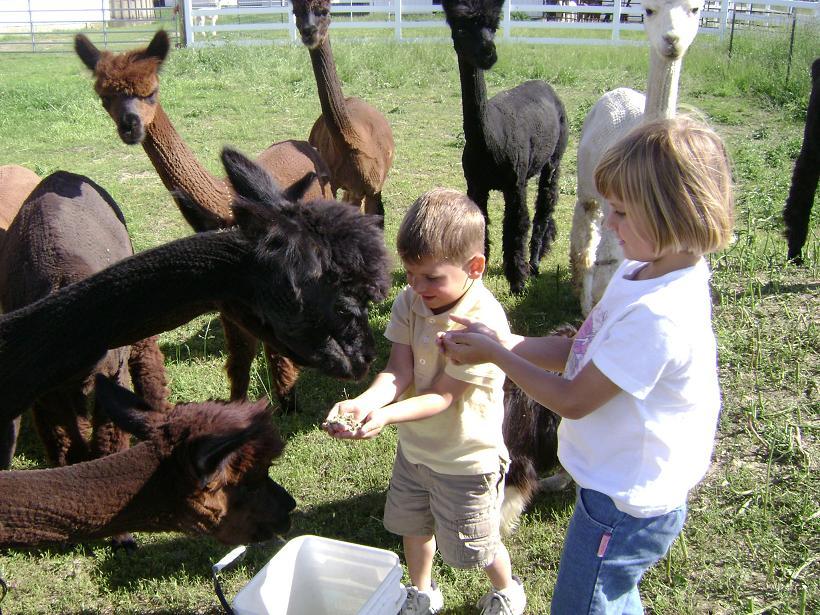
[291,0,332,49]
[94,374,296,544]
[641,0,703,59]
[75,30,169,145]
[442,0,505,70]
[179,147,391,382]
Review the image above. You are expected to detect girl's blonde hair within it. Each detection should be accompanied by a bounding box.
[594,116,735,256]
[397,188,485,264]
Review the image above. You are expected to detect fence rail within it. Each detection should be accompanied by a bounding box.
[0,0,817,52]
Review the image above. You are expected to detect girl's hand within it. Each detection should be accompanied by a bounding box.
[448,314,504,343]
[438,329,501,365]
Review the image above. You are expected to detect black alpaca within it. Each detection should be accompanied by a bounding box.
[0,147,391,466]
[443,0,569,294]
[0,172,171,476]
[784,57,820,264]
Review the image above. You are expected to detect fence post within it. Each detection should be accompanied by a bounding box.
[503,0,511,40]
[289,3,297,42]
[785,8,796,83]
[27,0,35,52]
[183,0,194,47]
[719,0,729,39]
[612,0,622,41]
[395,0,402,41]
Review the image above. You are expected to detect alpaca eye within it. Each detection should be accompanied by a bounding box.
[645,8,654,16]
[101,96,113,109]
[691,7,699,14]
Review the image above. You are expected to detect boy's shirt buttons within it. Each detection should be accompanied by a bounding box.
[428,318,435,324]
[419,359,427,365]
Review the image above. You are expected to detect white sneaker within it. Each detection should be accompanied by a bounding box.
[400,581,444,614]
[476,575,526,615]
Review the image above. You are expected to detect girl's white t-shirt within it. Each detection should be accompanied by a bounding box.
[559,258,721,517]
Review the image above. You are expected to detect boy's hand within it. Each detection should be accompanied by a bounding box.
[323,400,367,438]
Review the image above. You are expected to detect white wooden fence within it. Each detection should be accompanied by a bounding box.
[0,0,816,51]
[179,0,819,47]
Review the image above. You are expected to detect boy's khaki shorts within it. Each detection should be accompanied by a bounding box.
[383,446,506,569]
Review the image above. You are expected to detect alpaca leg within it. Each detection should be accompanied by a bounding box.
[33,391,92,466]
[0,417,21,470]
[364,192,385,222]
[529,162,561,276]
[501,184,531,294]
[263,344,300,414]
[128,336,172,411]
[467,186,491,259]
[222,316,258,401]
[91,376,138,552]
[569,198,603,315]
[783,148,819,264]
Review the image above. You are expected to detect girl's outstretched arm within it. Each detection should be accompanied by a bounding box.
[445,315,574,373]
[440,331,620,420]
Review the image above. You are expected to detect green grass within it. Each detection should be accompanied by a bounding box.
[0,24,817,615]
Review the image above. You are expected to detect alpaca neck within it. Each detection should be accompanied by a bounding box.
[143,104,235,221]
[643,50,682,121]
[456,55,490,147]
[0,231,250,422]
[309,39,357,144]
[0,444,165,545]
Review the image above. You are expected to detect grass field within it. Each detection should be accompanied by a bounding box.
[0,21,817,615]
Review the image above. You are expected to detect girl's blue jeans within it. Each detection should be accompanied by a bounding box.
[551,487,686,615]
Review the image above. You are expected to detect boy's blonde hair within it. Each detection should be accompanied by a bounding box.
[594,116,735,256]
[397,188,485,264]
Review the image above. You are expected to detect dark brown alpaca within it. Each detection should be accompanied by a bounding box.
[0,147,391,470]
[0,374,296,548]
[75,29,331,413]
[501,324,575,535]
[784,57,820,264]
[0,172,171,476]
[291,0,395,218]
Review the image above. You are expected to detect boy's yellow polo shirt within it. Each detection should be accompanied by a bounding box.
[384,279,510,475]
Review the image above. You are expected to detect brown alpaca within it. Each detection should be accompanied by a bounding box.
[0,164,40,232]
[0,374,296,549]
[291,0,395,217]
[75,30,332,413]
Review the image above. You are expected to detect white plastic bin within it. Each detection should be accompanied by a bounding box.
[216,536,405,615]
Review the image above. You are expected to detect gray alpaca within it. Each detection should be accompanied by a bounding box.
[443,0,569,294]
[0,173,170,472]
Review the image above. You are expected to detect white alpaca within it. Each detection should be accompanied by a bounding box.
[570,0,703,314]
[195,0,223,38]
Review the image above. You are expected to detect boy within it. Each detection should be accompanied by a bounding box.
[324,188,526,615]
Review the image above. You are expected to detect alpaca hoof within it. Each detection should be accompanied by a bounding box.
[111,533,138,554]
[538,469,573,493]
[509,280,526,295]
[278,391,297,415]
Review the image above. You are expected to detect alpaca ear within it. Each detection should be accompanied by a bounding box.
[93,374,158,441]
[173,190,229,231]
[191,429,254,489]
[75,33,101,71]
[284,171,318,203]
[139,29,170,65]
[221,147,287,209]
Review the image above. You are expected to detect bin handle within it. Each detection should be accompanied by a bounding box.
[212,545,247,615]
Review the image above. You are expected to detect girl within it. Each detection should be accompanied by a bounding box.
[439,116,734,614]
